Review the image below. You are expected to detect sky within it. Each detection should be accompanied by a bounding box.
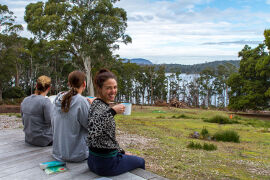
[2,0,270,65]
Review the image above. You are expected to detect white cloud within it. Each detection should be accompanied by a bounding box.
[266,0,270,5]
[3,0,268,64]
[114,0,267,64]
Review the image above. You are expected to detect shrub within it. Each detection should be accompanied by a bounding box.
[187,141,217,151]
[213,130,240,143]
[3,87,25,99]
[201,127,209,139]
[187,141,202,149]
[16,114,22,118]
[171,114,189,119]
[204,115,238,124]
[156,115,165,119]
[203,143,217,151]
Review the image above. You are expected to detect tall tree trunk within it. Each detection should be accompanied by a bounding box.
[30,56,33,94]
[15,64,19,87]
[150,75,153,106]
[0,84,2,102]
[83,56,94,96]
[225,86,229,107]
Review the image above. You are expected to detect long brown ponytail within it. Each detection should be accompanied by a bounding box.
[61,71,86,112]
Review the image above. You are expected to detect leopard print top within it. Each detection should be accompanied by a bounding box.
[86,99,120,151]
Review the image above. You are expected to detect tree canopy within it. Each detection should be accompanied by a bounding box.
[227,30,270,111]
[24,0,131,96]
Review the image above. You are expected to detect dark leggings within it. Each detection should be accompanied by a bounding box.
[87,153,145,176]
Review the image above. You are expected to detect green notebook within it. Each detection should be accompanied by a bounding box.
[44,166,67,175]
[40,161,66,169]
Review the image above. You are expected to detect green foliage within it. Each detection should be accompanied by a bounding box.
[187,141,217,151]
[2,97,24,105]
[3,86,25,99]
[157,60,240,74]
[204,115,238,124]
[201,127,209,139]
[241,118,270,128]
[202,143,217,151]
[16,114,21,118]
[213,130,240,143]
[187,141,202,149]
[24,0,131,96]
[171,114,189,119]
[228,31,270,111]
[156,115,165,119]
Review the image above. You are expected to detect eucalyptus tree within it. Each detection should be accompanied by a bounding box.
[134,66,148,105]
[186,77,200,107]
[116,62,139,103]
[24,0,131,96]
[213,63,238,107]
[179,79,188,102]
[198,68,215,107]
[228,40,269,110]
[152,65,167,102]
[145,65,155,105]
[0,4,23,101]
[167,73,179,100]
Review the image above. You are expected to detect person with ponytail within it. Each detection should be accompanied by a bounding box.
[51,71,91,162]
[86,69,145,176]
[21,75,53,146]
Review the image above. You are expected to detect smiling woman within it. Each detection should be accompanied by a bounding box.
[86,69,145,176]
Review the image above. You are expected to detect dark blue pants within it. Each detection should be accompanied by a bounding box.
[87,153,145,176]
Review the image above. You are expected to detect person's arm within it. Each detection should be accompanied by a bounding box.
[20,102,24,125]
[43,99,52,125]
[88,106,115,139]
[78,98,90,130]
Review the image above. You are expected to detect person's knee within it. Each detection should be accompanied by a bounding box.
[140,157,145,169]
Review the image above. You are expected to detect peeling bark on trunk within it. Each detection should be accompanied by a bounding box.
[15,65,19,87]
[0,85,2,102]
[83,56,94,96]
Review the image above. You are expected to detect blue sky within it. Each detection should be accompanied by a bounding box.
[2,0,270,64]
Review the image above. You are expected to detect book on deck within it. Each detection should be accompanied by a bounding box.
[39,161,66,169]
[44,166,68,175]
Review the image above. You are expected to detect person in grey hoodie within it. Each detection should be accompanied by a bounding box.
[21,75,53,147]
[52,71,92,162]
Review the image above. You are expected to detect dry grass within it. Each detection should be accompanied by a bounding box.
[116,106,270,180]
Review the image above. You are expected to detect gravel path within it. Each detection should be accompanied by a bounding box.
[0,115,22,130]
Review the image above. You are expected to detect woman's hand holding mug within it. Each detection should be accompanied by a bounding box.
[112,104,125,114]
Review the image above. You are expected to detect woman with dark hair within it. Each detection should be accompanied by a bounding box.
[52,71,91,162]
[87,69,145,176]
[21,75,53,146]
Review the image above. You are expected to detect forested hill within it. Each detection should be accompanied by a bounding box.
[159,60,240,73]
[124,58,240,73]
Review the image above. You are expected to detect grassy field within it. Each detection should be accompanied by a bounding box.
[116,106,270,180]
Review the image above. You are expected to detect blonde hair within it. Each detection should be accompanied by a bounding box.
[35,75,51,95]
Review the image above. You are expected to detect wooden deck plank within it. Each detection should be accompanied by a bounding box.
[0,147,51,165]
[0,129,22,136]
[0,154,54,178]
[0,166,49,180]
[0,129,167,180]
[0,145,51,162]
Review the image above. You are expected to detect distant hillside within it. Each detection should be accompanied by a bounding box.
[123,58,153,65]
[123,58,240,73]
[158,60,240,73]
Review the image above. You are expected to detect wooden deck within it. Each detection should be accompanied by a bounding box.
[0,129,168,180]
